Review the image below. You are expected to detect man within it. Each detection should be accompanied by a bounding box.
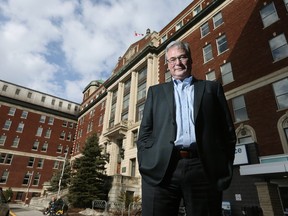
[137,41,236,216]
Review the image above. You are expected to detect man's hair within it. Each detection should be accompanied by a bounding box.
[165,41,191,60]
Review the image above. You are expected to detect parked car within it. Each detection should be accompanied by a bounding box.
[0,188,9,216]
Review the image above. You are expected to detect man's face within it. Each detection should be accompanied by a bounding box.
[166,46,191,80]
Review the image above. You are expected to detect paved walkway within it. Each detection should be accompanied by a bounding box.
[9,203,44,216]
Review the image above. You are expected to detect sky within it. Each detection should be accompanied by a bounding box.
[0,0,192,103]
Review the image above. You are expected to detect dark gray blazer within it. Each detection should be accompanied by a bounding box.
[137,79,236,191]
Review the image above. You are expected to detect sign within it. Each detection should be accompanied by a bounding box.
[233,145,249,165]
[235,194,242,201]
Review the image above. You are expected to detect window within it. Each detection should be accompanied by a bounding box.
[0,170,9,183]
[8,107,16,116]
[87,122,93,133]
[41,96,46,102]
[67,133,72,141]
[39,115,46,123]
[122,94,130,110]
[16,192,24,200]
[48,117,54,125]
[200,22,209,37]
[15,88,20,95]
[99,115,103,126]
[32,141,39,151]
[137,82,146,101]
[206,70,216,81]
[45,128,51,138]
[285,122,288,145]
[216,34,228,54]
[60,131,65,140]
[2,85,8,91]
[27,157,35,167]
[193,5,201,16]
[21,111,28,119]
[62,121,68,127]
[121,112,128,121]
[53,161,60,169]
[33,173,40,186]
[41,142,48,152]
[232,96,248,122]
[285,0,288,11]
[238,135,254,145]
[161,35,167,43]
[3,120,12,130]
[37,159,44,168]
[12,137,20,148]
[220,62,234,85]
[203,44,213,63]
[27,92,32,98]
[22,172,32,185]
[132,130,138,147]
[16,122,24,133]
[101,101,105,110]
[213,12,223,28]
[165,69,171,82]
[130,158,136,177]
[0,153,13,164]
[36,127,43,136]
[0,135,7,146]
[138,67,147,81]
[69,122,74,128]
[136,103,145,122]
[59,101,63,107]
[269,34,288,61]
[273,78,288,109]
[57,145,63,153]
[67,104,71,110]
[51,99,56,105]
[260,2,279,28]
[176,21,183,31]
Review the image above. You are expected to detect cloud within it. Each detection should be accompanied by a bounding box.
[0,0,192,103]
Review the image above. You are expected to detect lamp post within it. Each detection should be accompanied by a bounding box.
[57,152,68,198]
[24,171,34,205]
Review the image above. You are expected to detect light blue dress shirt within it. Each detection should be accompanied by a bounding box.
[173,76,196,147]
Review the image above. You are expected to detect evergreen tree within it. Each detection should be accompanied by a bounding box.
[68,133,111,208]
[4,187,13,201]
[48,160,71,192]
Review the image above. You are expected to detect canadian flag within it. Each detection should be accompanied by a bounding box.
[134,31,144,36]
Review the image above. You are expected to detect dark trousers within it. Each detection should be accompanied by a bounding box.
[141,156,223,216]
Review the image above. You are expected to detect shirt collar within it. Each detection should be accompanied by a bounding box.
[173,76,193,87]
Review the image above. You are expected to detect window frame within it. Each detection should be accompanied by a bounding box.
[232,95,249,122]
[260,2,279,28]
[203,44,213,63]
[269,33,288,62]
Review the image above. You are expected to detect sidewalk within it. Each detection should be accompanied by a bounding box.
[9,203,44,216]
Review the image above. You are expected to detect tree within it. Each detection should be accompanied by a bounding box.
[4,187,13,201]
[68,133,111,208]
[48,160,71,192]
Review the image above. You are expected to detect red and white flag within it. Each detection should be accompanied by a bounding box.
[134,31,144,36]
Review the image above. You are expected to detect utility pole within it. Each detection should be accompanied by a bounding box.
[24,171,34,205]
[57,151,68,198]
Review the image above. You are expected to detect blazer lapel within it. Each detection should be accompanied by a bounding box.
[162,81,175,121]
[193,79,205,122]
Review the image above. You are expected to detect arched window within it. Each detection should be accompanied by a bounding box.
[278,113,288,153]
[235,124,257,144]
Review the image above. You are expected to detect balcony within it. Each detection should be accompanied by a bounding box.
[104,120,128,139]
